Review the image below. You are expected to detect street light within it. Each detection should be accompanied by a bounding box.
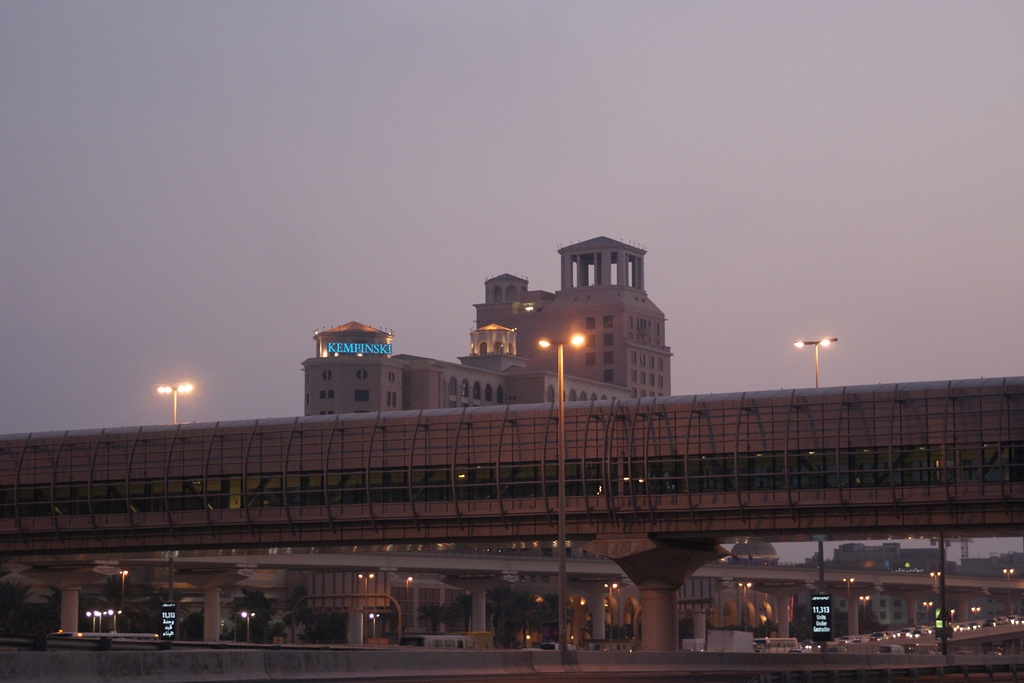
[240,611,252,642]
[604,582,619,634]
[794,338,838,388]
[1005,568,1015,615]
[157,383,193,424]
[859,596,870,626]
[538,333,585,654]
[740,582,752,630]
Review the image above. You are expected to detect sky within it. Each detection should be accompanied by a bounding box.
[2,2,1022,552]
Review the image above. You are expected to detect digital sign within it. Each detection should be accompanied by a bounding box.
[161,601,177,639]
[811,594,832,642]
[326,342,392,355]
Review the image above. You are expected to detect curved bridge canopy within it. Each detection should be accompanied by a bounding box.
[1,377,1023,556]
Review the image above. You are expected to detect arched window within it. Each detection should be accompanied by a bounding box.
[448,377,458,396]
[461,380,469,398]
[546,386,555,403]
[492,286,503,302]
[494,342,504,354]
[505,284,517,301]
[484,384,493,402]
[473,382,481,400]
[569,389,577,401]
[496,387,504,404]
[479,341,487,355]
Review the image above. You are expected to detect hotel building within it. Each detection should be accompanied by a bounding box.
[302,237,669,416]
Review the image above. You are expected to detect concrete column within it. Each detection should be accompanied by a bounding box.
[204,588,221,642]
[587,536,726,652]
[585,587,606,641]
[640,582,679,652]
[776,597,791,638]
[693,606,707,642]
[471,590,487,633]
[348,608,364,645]
[60,586,80,633]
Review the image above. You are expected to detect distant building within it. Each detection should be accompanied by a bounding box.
[301,238,669,415]
[475,236,672,399]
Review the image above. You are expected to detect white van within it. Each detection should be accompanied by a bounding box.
[877,644,905,654]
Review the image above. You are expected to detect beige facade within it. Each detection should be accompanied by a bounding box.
[475,237,671,398]
[302,237,669,416]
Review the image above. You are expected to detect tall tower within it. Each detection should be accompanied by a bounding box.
[475,237,671,398]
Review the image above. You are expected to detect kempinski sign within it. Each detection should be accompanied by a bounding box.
[326,342,392,355]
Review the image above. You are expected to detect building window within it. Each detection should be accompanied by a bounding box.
[585,316,596,330]
[321,370,333,381]
[496,386,504,404]
[603,315,613,328]
[603,333,613,346]
[356,369,368,380]
[327,389,334,398]
[585,353,596,366]
[354,389,370,402]
[603,369,614,383]
[319,390,326,399]
[485,384,493,402]
[603,351,613,364]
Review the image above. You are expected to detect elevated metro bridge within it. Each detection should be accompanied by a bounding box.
[2,376,1022,556]
[2,376,1022,651]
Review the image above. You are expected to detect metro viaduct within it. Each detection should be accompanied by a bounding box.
[2,376,1023,651]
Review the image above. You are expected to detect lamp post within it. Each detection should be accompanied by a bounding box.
[842,577,855,634]
[1004,568,1015,615]
[859,596,870,628]
[740,582,752,630]
[240,611,252,642]
[604,582,619,635]
[157,383,193,424]
[794,338,838,388]
[538,334,585,654]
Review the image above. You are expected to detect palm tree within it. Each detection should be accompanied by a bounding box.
[230,589,275,643]
[418,603,447,634]
[0,580,33,635]
[445,593,473,631]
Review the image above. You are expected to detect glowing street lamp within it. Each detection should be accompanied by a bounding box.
[1005,568,1015,614]
[240,611,252,642]
[794,338,838,388]
[157,383,193,424]
[538,333,585,654]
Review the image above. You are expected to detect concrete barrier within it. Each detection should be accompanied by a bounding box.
[0,649,1021,683]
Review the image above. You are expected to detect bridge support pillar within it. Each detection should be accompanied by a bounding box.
[204,588,221,643]
[60,586,81,634]
[693,606,707,642]
[587,536,726,652]
[442,574,513,634]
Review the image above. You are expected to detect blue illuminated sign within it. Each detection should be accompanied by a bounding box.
[326,342,392,355]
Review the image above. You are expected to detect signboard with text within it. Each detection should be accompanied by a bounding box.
[811,594,832,642]
[161,601,177,639]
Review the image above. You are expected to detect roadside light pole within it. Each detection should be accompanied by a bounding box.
[794,338,838,388]
[1004,568,1015,615]
[538,334,584,654]
[157,383,193,424]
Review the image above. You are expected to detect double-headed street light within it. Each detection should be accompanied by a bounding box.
[157,383,193,424]
[794,338,838,388]
[538,333,585,654]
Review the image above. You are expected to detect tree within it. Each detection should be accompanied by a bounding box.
[445,593,473,632]
[418,603,447,634]
[0,580,34,635]
[230,589,275,643]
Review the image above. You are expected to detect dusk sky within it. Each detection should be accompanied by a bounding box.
[2,6,1021,431]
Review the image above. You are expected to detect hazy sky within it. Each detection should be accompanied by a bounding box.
[2,1,1022,437]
